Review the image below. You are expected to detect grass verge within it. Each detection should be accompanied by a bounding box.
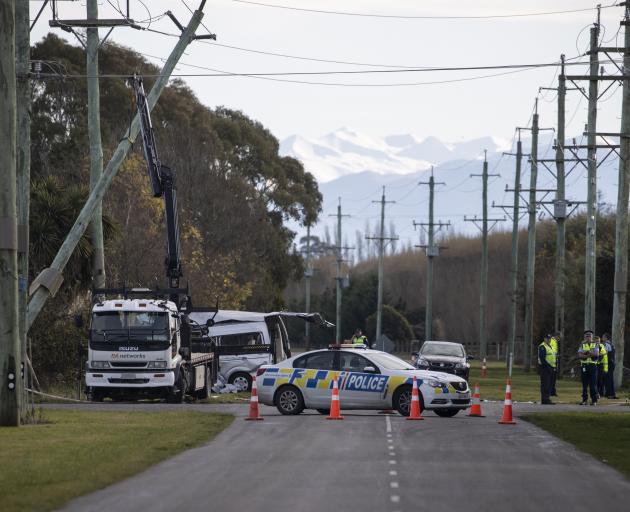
[521,412,630,478]
[468,361,630,403]
[0,409,233,512]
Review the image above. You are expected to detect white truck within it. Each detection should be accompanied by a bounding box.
[190,310,334,391]
[85,290,217,402]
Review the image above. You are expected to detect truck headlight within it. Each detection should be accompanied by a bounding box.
[148,361,167,369]
[91,361,110,369]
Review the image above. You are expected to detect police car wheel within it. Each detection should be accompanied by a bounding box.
[434,408,460,417]
[229,372,252,392]
[274,385,305,415]
[393,385,423,417]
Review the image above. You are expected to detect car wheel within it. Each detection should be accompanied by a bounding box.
[229,372,253,392]
[393,385,424,417]
[316,409,330,415]
[434,408,460,418]
[274,385,305,415]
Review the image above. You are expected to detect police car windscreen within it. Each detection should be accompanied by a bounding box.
[91,311,168,341]
[368,353,415,370]
[421,343,464,357]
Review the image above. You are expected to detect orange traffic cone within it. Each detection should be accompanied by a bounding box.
[326,377,344,420]
[407,376,424,420]
[481,358,488,378]
[467,382,485,417]
[245,376,264,421]
[498,378,516,425]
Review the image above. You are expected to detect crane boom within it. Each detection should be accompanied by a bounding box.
[129,75,183,289]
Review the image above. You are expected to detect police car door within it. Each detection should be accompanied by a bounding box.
[293,351,338,408]
[339,351,388,407]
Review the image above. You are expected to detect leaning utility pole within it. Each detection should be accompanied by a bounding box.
[465,152,504,359]
[0,0,21,426]
[329,200,351,343]
[612,3,630,390]
[414,169,449,341]
[87,0,106,288]
[584,22,600,331]
[366,188,397,341]
[523,100,540,372]
[15,0,30,416]
[27,3,209,330]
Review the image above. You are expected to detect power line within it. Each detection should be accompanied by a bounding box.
[232,0,619,20]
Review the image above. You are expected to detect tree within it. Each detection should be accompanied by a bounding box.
[366,305,414,351]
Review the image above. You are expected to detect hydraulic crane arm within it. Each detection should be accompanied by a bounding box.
[129,74,183,289]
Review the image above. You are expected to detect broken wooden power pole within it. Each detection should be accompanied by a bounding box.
[27,3,208,330]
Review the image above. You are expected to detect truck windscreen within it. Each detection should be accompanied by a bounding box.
[91,312,169,342]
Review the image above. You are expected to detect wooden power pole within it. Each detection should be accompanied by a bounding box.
[414,169,448,341]
[0,0,21,426]
[329,200,351,343]
[612,3,630,390]
[87,0,106,288]
[465,152,504,359]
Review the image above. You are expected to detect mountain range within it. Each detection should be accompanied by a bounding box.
[279,128,619,250]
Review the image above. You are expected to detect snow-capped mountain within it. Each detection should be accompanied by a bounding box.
[280,128,513,183]
[279,128,618,250]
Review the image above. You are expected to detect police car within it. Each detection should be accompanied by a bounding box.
[256,345,471,417]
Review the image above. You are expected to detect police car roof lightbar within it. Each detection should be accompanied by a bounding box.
[328,343,368,350]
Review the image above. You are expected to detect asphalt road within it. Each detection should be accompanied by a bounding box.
[57,401,630,512]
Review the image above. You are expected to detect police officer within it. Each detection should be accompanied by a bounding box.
[550,332,560,396]
[595,335,608,399]
[351,329,368,347]
[538,334,556,404]
[578,330,599,405]
[602,334,619,399]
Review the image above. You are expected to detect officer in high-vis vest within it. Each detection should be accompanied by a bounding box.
[578,330,599,405]
[550,333,560,396]
[602,334,618,399]
[538,334,556,404]
[595,335,608,399]
[350,329,368,347]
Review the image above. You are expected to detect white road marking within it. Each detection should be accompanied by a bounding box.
[386,414,392,433]
[389,470,398,476]
[390,482,399,489]
[389,460,397,465]
[390,495,400,503]
[389,451,396,456]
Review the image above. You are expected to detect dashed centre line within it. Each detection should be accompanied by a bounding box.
[385,414,400,510]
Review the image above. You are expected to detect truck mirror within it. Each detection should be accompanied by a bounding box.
[206,319,214,328]
[74,314,84,328]
[179,347,190,359]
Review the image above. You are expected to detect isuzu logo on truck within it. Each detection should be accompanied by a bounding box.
[119,346,139,351]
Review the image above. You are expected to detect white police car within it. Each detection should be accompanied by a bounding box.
[256,345,470,417]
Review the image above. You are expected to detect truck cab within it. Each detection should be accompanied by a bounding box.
[86,298,184,400]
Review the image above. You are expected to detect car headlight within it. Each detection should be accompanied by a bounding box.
[417,357,430,367]
[426,379,442,388]
[148,361,167,369]
[91,361,110,369]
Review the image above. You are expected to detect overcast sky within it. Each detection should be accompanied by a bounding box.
[30,0,625,144]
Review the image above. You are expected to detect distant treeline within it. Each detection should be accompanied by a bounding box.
[286,209,629,371]
[28,35,321,386]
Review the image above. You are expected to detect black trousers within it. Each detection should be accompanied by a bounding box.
[581,365,598,403]
[605,363,616,397]
[540,365,553,402]
[597,365,606,397]
[550,367,557,395]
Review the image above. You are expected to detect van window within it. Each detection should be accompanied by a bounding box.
[217,332,264,347]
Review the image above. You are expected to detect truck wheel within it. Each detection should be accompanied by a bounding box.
[89,389,104,402]
[196,367,210,400]
[166,370,186,404]
[393,385,424,417]
[229,372,252,392]
[434,408,460,418]
[274,385,305,415]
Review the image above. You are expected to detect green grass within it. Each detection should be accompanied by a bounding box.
[522,412,630,478]
[201,391,251,404]
[0,409,233,512]
[467,360,630,403]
